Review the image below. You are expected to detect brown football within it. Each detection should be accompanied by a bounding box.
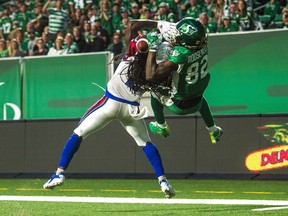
[136,38,149,53]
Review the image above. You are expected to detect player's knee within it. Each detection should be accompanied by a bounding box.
[135,138,151,147]
[73,128,86,139]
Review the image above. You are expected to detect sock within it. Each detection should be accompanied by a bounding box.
[199,97,215,128]
[158,122,168,128]
[158,175,167,182]
[58,133,82,169]
[143,142,164,177]
[207,125,218,132]
[56,168,65,175]
[150,95,165,124]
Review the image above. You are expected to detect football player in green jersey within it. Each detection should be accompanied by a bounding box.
[145,17,223,144]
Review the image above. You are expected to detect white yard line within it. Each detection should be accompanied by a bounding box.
[1,196,288,206]
[252,206,288,211]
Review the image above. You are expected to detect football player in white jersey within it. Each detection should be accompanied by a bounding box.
[43,35,176,199]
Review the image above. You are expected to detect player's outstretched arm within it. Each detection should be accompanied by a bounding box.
[125,20,158,44]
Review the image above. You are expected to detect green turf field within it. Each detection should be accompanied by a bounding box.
[1,178,288,215]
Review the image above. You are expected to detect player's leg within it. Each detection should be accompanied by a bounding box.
[143,142,175,198]
[162,96,223,144]
[199,97,223,144]
[43,133,83,189]
[43,96,114,189]
[121,118,175,198]
[149,94,171,137]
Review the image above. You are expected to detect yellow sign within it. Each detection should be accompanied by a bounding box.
[245,145,288,172]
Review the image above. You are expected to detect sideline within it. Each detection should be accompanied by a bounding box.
[1,196,288,206]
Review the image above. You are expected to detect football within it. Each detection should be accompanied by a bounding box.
[136,38,149,53]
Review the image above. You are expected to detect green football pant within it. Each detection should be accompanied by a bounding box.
[150,96,215,127]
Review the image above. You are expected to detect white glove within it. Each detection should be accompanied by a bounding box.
[157,21,179,44]
[156,41,171,63]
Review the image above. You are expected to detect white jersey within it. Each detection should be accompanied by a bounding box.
[107,58,143,104]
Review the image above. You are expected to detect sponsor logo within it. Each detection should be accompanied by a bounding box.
[246,145,288,172]
[3,103,21,120]
[246,123,288,172]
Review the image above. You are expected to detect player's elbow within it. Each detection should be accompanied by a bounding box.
[145,66,158,82]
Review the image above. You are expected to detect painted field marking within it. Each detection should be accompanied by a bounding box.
[252,206,288,211]
[100,189,137,193]
[3,187,287,196]
[243,192,285,195]
[148,190,162,193]
[1,196,288,206]
[194,191,234,194]
[16,188,45,191]
[59,189,92,192]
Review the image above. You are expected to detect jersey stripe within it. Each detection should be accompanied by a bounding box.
[47,9,70,34]
[79,95,108,124]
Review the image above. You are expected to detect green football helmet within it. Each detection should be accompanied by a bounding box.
[175,17,206,50]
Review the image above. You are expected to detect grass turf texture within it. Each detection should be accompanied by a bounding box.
[1,179,288,215]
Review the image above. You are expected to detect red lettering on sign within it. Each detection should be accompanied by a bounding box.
[261,149,288,167]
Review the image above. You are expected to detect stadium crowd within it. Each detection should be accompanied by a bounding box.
[0,0,287,58]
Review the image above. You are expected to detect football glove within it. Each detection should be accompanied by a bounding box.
[157,20,179,44]
[147,32,162,51]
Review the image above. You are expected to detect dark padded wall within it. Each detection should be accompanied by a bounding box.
[0,115,288,176]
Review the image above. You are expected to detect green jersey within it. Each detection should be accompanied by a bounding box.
[14,11,33,30]
[0,16,13,38]
[47,8,71,34]
[168,44,210,100]
[184,5,202,19]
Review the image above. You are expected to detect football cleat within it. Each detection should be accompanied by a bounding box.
[159,179,176,199]
[43,172,65,189]
[149,122,171,138]
[209,126,223,144]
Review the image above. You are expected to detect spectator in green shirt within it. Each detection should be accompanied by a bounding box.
[0,38,9,57]
[111,3,122,32]
[15,2,33,30]
[156,2,177,22]
[217,15,239,33]
[0,7,13,39]
[199,12,217,33]
[264,0,281,20]
[182,0,203,19]
[130,3,140,19]
[62,33,79,54]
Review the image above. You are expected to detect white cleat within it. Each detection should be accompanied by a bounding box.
[43,172,65,189]
[159,180,176,199]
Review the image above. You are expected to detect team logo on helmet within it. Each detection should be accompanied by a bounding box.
[178,23,198,36]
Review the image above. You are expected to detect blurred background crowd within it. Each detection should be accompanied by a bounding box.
[0,0,287,58]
